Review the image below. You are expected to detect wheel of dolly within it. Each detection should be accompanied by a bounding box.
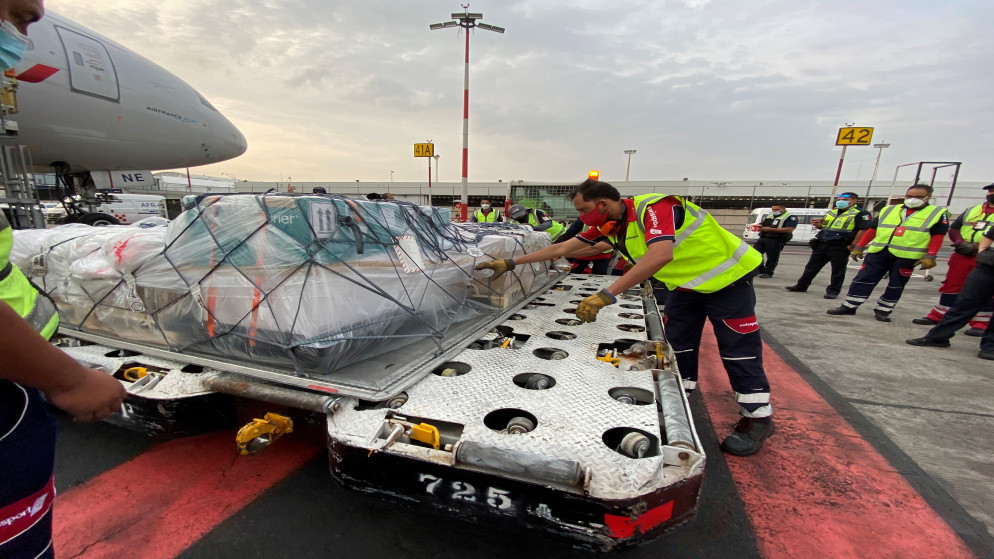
[525,374,551,389]
[506,417,535,434]
[619,432,650,458]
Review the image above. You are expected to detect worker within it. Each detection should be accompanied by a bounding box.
[312,186,327,194]
[366,192,382,200]
[754,204,797,278]
[558,219,613,274]
[784,192,874,299]
[906,225,994,360]
[911,182,994,335]
[507,203,566,242]
[828,184,949,322]
[471,199,502,222]
[0,3,128,558]
[476,179,775,456]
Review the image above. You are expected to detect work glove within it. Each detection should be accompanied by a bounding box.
[849,247,865,262]
[576,289,616,323]
[952,242,979,257]
[916,255,937,270]
[474,258,515,281]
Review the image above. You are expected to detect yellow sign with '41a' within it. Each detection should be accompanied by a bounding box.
[414,143,435,157]
[836,127,874,146]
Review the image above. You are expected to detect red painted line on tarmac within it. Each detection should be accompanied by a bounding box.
[53,431,320,559]
[696,323,976,559]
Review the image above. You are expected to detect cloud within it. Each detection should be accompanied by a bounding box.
[47,0,994,182]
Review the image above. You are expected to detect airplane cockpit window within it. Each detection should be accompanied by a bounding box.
[197,92,218,112]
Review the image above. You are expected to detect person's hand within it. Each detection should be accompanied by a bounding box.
[474,258,515,281]
[850,247,865,261]
[916,255,937,270]
[45,367,127,422]
[576,289,616,323]
[953,242,979,256]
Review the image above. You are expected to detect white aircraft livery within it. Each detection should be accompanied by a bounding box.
[8,10,247,174]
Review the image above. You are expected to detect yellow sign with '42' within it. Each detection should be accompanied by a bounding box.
[836,127,874,146]
[414,143,435,157]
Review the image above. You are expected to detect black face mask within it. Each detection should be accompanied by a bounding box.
[987,193,994,204]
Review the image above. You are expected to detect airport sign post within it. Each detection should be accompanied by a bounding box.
[415,142,435,206]
[829,126,874,205]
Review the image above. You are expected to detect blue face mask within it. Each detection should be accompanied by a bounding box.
[835,200,850,209]
[770,211,782,217]
[0,21,29,71]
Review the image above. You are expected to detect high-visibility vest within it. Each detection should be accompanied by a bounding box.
[819,206,860,241]
[526,211,565,241]
[867,204,948,259]
[608,194,761,293]
[0,213,59,339]
[959,204,994,243]
[760,210,794,242]
[474,209,501,222]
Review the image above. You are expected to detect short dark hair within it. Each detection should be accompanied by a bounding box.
[312,186,327,194]
[570,179,621,202]
[907,183,933,196]
[366,192,382,200]
[771,203,787,208]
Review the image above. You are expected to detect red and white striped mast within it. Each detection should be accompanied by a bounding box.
[430,5,504,222]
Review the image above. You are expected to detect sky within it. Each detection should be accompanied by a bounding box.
[48,0,994,184]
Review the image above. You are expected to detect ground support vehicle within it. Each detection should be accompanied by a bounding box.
[54,273,704,551]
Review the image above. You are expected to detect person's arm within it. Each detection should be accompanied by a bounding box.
[508,237,590,265]
[553,219,584,244]
[0,302,127,422]
[601,241,673,297]
[856,228,877,248]
[760,216,797,234]
[470,213,479,223]
[531,210,554,232]
[848,211,874,249]
[980,235,993,251]
[568,241,614,258]
[948,212,966,244]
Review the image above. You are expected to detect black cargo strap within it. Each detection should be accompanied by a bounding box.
[0,262,11,282]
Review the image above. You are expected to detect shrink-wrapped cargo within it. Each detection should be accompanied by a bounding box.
[12,194,553,375]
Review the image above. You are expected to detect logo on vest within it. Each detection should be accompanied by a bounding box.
[723,316,760,334]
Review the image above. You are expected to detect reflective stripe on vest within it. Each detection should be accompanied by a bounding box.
[867,204,947,258]
[474,209,500,222]
[527,211,565,241]
[824,207,858,231]
[617,194,761,293]
[960,204,994,243]
[1,217,59,339]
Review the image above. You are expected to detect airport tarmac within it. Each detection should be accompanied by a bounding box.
[47,248,994,559]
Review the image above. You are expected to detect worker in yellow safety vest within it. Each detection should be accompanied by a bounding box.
[507,203,566,242]
[828,183,949,322]
[471,199,502,222]
[476,178,776,456]
[0,4,127,557]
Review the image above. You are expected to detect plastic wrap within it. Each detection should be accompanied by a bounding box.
[12,194,553,374]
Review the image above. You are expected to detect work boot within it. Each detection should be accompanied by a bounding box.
[912,317,938,325]
[905,337,951,348]
[827,305,856,316]
[823,293,838,299]
[965,327,985,337]
[979,350,994,360]
[784,285,807,293]
[721,417,775,456]
[758,273,773,279]
[874,310,891,323]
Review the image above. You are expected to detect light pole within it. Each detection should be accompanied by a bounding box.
[433,154,440,183]
[390,170,394,183]
[430,6,504,222]
[864,143,889,202]
[624,149,637,181]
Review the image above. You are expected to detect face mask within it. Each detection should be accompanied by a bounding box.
[480,204,490,210]
[904,197,926,209]
[987,194,994,204]
[0,21,29,71]
[578,202,609,228]
[835,200,850,209]
[771,211,782,217]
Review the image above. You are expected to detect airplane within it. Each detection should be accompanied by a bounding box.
[2,9,247,224]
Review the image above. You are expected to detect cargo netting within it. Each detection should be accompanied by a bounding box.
[12,194,554,375]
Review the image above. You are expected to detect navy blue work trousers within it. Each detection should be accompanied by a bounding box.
[662,274,771,417]
[754,237,787,275]
[795,240,852,296]
[0,382,57,559]
[842,250,918,315]
[925,261,994,352]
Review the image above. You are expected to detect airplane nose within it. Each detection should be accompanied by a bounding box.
[209,113,248,162]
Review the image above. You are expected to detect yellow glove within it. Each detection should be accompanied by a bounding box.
[850,247,865,262]
[474,258,515,280]
[916,255,937,270]
[576,289,616,323]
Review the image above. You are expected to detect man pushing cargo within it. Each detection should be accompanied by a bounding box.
[476,178,775,456]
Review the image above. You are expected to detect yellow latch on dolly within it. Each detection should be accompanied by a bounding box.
[236,412,293,455]
[122,367,148,382]
[596,349,620,368]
